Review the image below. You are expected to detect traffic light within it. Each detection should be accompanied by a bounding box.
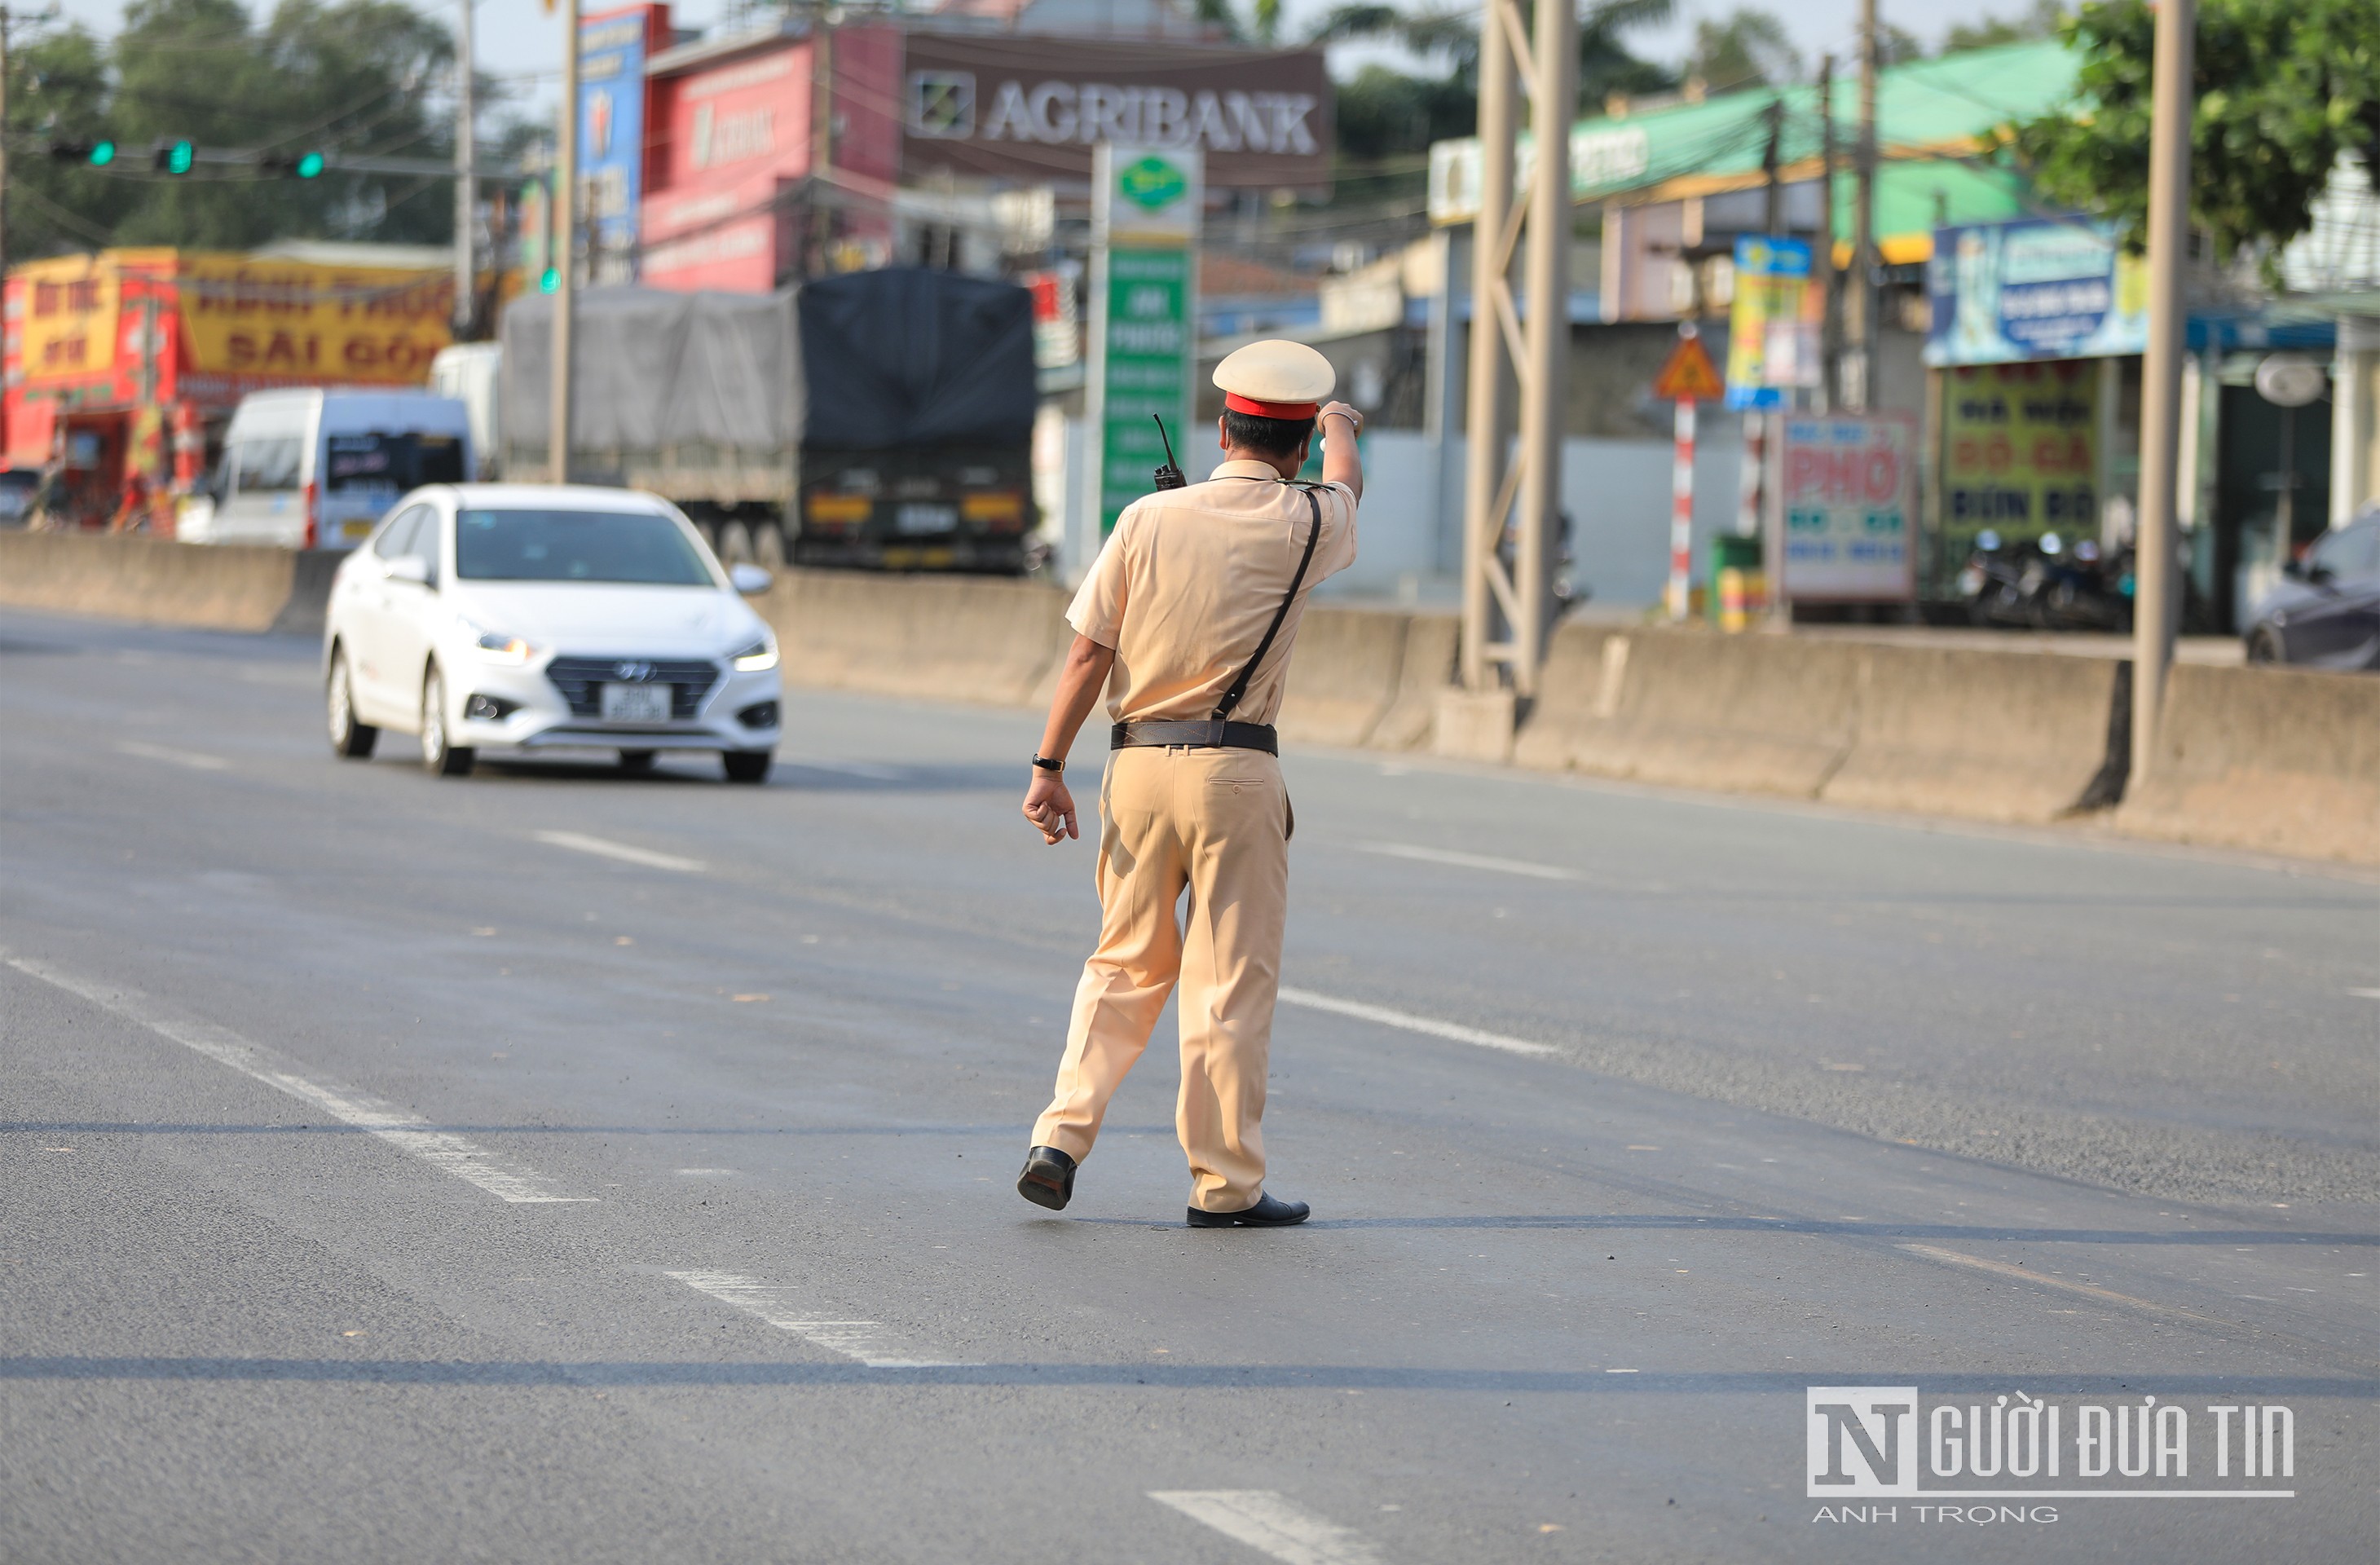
[539,267,560,294]
[156,139,194,174]
[47,139,117,167]
[258,150,327,179]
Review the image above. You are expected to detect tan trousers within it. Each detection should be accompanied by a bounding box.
[1032,744,1289,1212]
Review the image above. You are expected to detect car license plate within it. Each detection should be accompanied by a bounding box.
[894,502,957,536]
[601,682,672,722]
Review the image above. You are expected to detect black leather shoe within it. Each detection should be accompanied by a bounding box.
[1016,1145,1077,1211]
[1185,1192,1310,1228]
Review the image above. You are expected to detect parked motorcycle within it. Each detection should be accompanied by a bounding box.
[1956,531,2133,632]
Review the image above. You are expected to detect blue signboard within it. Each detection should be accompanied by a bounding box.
[1926,218,2149,367]
[579,6,653,280]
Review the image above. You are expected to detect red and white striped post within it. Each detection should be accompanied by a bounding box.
[1667,395,1697,622]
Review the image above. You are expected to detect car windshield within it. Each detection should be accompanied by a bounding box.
[454,509,713,585]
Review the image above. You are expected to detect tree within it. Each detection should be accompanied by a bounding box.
[7,0,467,256]
[1687,7,1800,93]
[2012,0,2380,268]
[1944,0,2065,56]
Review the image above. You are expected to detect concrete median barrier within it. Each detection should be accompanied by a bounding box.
[1518,628,1864,797]
[756,568,1073,708]
[1278,607,1413,748]
[1822,645,2123,823]
[2117,663,2380,865]
[0,531,300,633]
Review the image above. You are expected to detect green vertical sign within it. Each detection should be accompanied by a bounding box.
[1094,245,1192,535]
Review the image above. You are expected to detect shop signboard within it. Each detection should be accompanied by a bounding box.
[579,4,662,281]
[19,254,121,384]
[1725,236,1819,410]
[1768,412,1918,602]
[1925,217,2149,367]
[1939,359,2097,549]
[176,258,453,396]
[1082,143,1200,558]
[902,33,1328,190]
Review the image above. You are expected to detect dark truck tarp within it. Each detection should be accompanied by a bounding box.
[794,269,1035,450]
[500,271,1034,457]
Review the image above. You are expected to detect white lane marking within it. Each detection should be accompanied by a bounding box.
[1360,840,1577,881]
[533,830,705,873]
[1148,1491,1387,1565]
[1278,988,1559,1057]
[2,954,593,1204]
[664,1269,971,1368]
[115,739,229,771]
[2348,987,2380,1000]
[800,759,904,780]
[1897,1244,2226,1325]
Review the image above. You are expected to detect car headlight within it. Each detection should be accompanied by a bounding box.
[731,638,779,672]
[474,631,539,666]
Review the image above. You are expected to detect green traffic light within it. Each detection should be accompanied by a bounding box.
[89,139,115,167]
[539,267,559,295]
[294,151,324,179]
[163,139,193,174]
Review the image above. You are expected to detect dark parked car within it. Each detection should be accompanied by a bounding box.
[2244,511,2380,670]
[0,467,38,525]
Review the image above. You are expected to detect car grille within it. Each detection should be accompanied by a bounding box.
[544,656,721,721]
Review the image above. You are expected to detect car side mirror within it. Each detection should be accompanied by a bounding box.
[729,562,774,596]
[386,555,432,586]
[2281,556,2306,580]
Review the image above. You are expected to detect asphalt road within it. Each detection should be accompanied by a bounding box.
[2,605,2375,1564]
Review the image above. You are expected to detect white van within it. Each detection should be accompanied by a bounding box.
[189,388,472,549]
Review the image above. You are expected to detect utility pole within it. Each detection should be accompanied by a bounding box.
[1,7,14,286]
[2131,0,2195,783]
[1761,95,1783,238]
[550,0,578,483]
[1847,0,1879,412]
[810,7,834,274]
[1816,52,1840,412]
[1455,0,1576,716]
[453,0,475,337]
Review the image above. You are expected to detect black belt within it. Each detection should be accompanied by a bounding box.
[1112,720,1278,754]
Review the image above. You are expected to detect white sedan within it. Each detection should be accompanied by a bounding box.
[323,483,782,781]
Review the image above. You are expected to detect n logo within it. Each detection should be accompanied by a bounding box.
[1806,1387,1918,1497]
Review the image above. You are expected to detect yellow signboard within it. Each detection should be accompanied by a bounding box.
[177,258,452,385]
[19,254,120,383]
[1941,360,2099,544]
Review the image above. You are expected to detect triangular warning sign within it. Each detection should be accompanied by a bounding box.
[1652,334,1726,402]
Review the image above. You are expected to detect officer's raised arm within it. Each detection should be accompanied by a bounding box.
[1316,399,1364,501]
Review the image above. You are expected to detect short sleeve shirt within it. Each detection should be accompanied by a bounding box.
[1065,459,1359,725]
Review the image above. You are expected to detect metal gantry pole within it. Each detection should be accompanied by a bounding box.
[453,0,475,336]
[1459,0,1575,697]
[1457,0,1514,693]
[549,0,579,483]
[2131,0,2194,783]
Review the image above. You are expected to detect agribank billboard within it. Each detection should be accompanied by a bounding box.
[901,33,1329,190]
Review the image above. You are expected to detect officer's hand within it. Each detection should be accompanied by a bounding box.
[1317,401,1363,436]
[1023,771,1078,845]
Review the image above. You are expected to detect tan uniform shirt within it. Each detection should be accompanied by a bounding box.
[1065,460,1359,725]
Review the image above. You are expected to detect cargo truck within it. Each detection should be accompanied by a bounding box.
[501,269,1038,574]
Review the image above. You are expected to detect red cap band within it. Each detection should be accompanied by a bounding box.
[1224,391,1320,421]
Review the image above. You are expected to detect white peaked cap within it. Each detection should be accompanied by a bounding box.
[1213,339,1335,417]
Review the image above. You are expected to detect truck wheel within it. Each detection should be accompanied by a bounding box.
[327,649,377,759]
[719,519,754,565]
[754,521,787,570]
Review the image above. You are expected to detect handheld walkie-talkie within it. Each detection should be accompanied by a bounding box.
[1151,415,1187,491]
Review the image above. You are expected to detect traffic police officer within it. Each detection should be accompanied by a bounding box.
[1016,340,1363,1228]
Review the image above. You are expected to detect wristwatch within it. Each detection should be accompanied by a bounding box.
[1031,754,1064,773]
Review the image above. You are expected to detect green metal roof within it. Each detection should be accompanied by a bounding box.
[1427,39,2079,240]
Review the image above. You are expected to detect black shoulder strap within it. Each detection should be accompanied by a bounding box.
[1213,483,1325,721]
